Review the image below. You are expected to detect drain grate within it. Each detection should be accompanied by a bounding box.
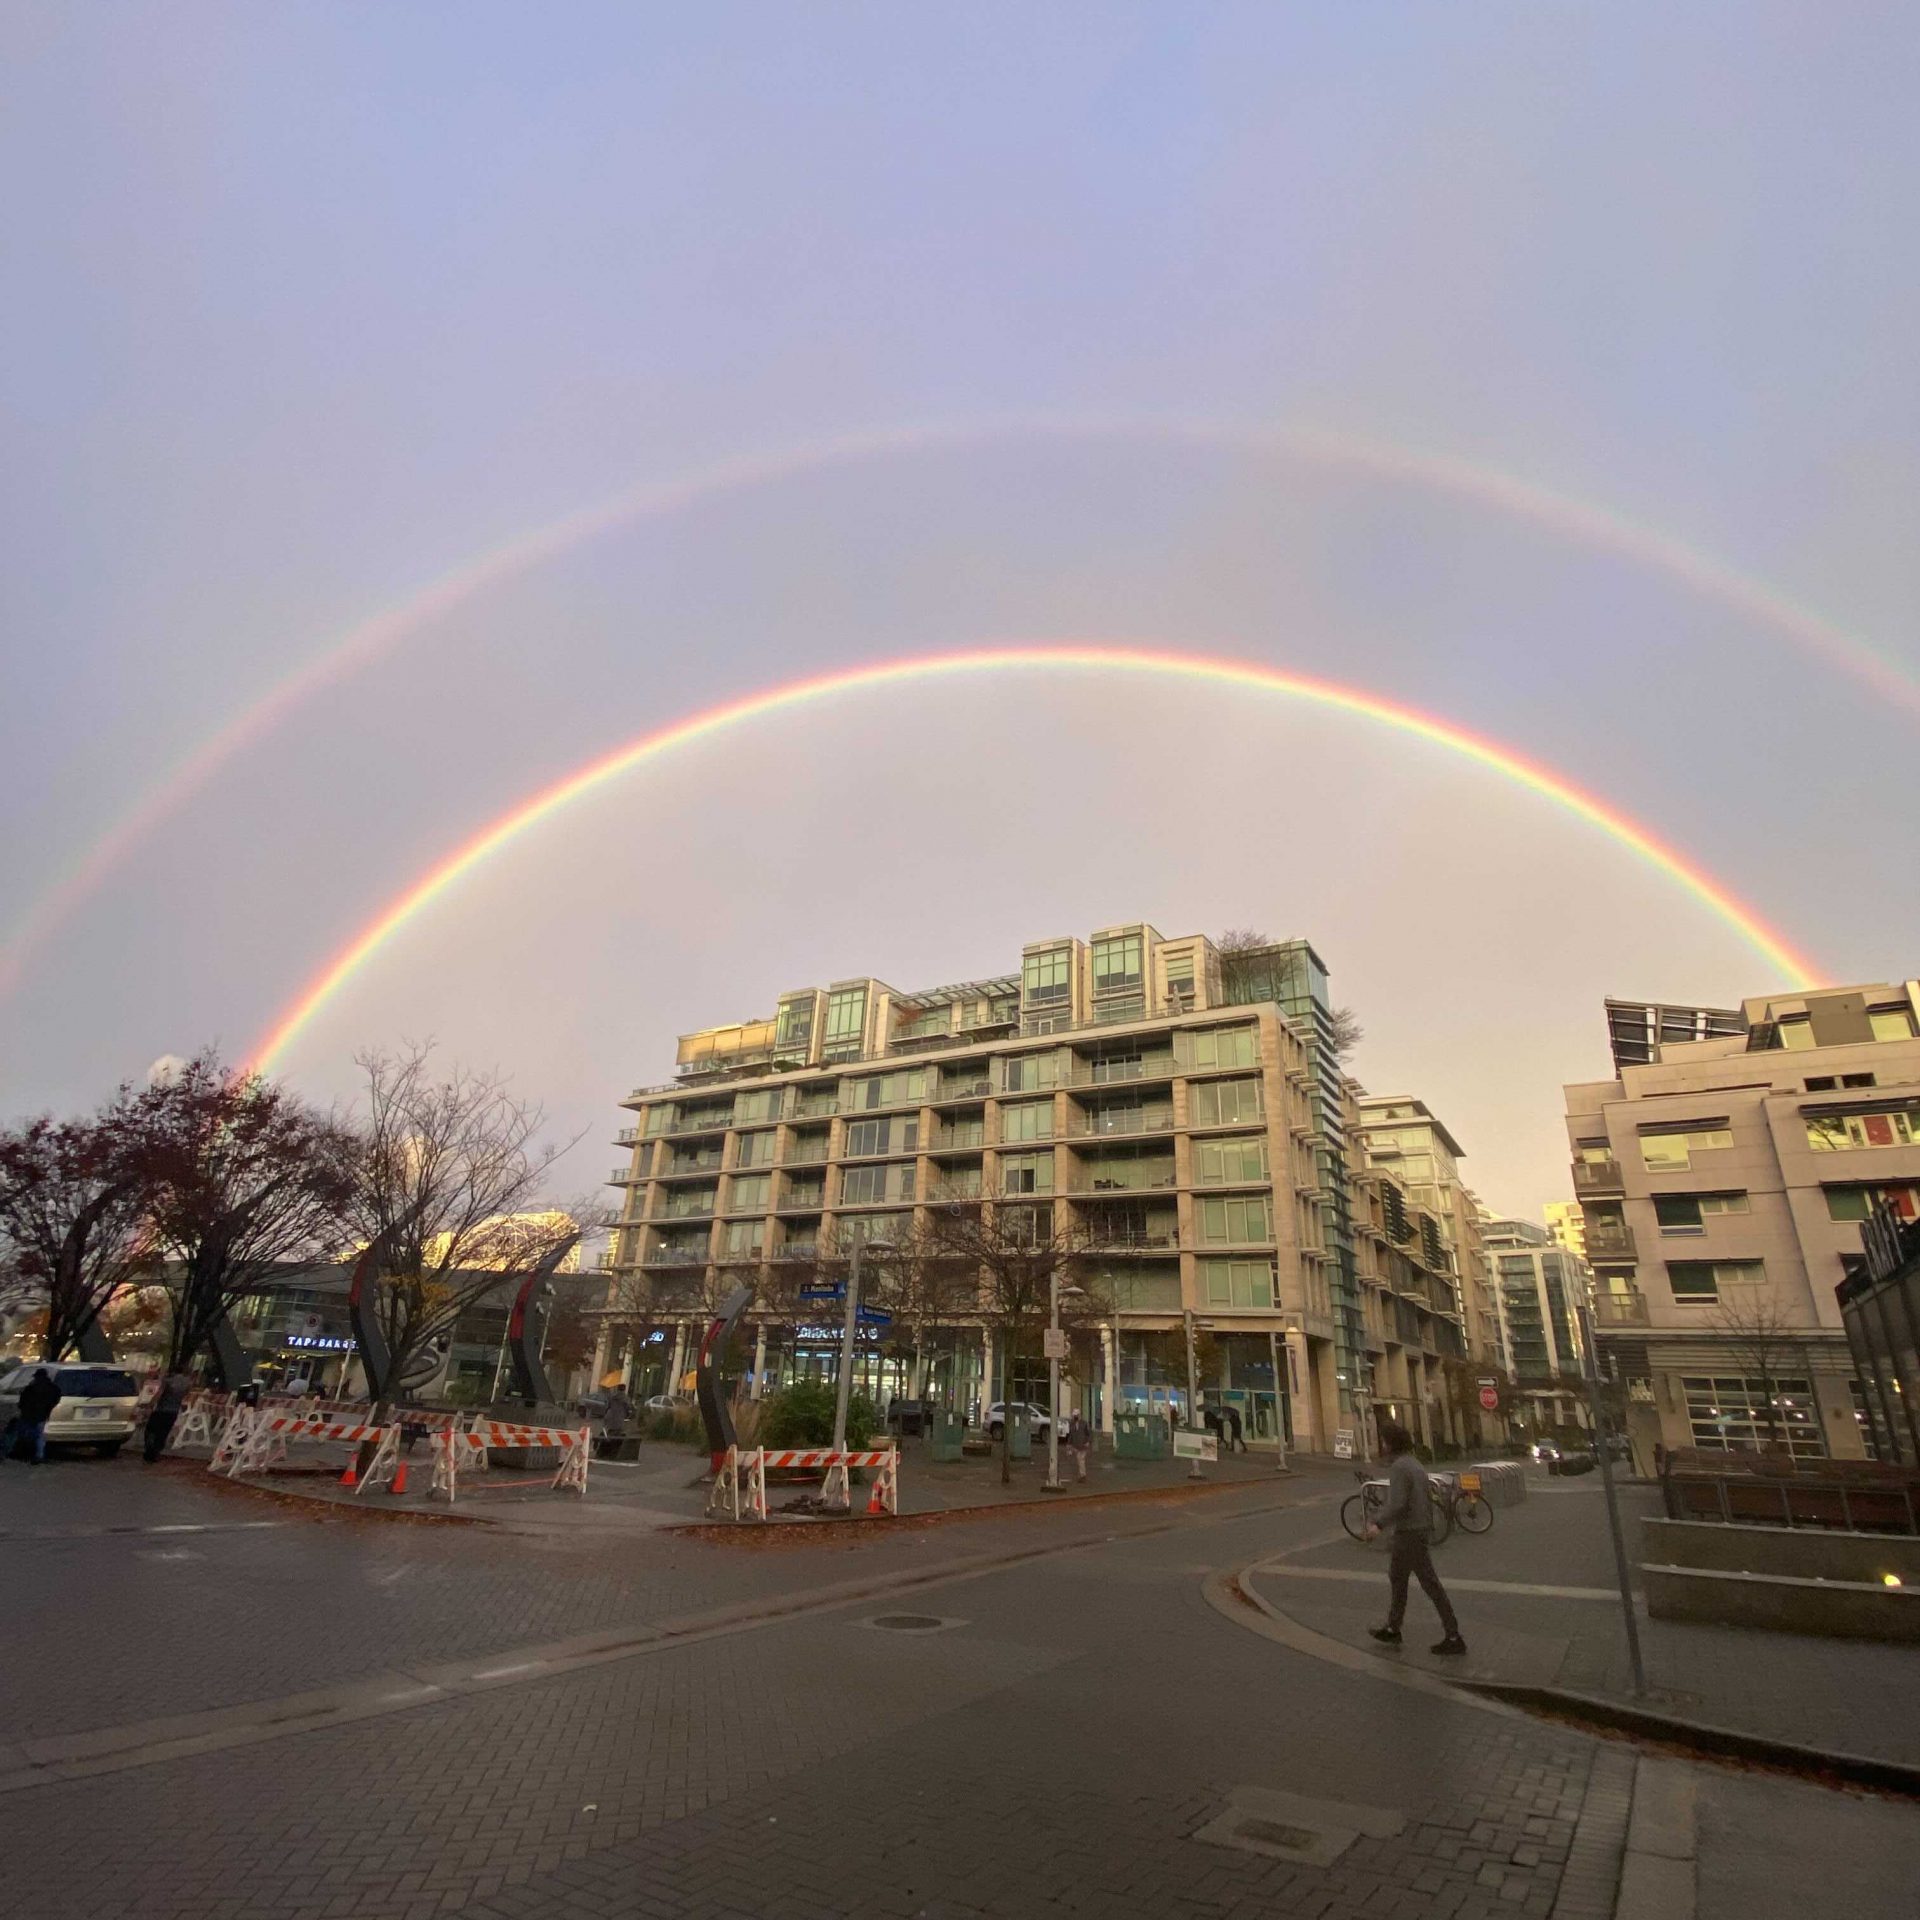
[865,1613,959,1633]
[1236,1819,1325,1855]
[1195,1787,1404,1869]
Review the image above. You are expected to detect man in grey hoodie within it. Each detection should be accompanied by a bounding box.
[1366,1421,1465,1655]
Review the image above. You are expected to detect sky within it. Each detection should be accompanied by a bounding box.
[4,2,1918,1216]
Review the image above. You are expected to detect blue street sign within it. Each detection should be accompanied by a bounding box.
[857,1306,892,1326]
[798,1286,847,1303]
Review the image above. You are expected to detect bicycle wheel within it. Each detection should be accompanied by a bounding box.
[1340,1491,1373,1541]
[1454,1492,1493,1534]
[1427,1486,1453,1543]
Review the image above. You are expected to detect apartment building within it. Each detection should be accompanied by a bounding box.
[1543,1200,1587,1261]
[1480,1215,1589,1435]
[1564,979,1920,1464]
[607,925,1372,1447]
[1355,1095,1506,1402]
[1604,998,1745,1073]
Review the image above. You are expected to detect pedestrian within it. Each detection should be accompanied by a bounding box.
[143,1368,193,1463]
[1225,1403,1247,1453]
[599,1385,633,1459]
[13,1367,62,1466]
[1367,1420,1466,1656]
[1065,1409,1092,1481]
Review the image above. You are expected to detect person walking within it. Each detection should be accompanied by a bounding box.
[1225,1403,1247,1453]
[1064,1409,1092,1482]
[599,1386,633,1459]
[14,1367,62,1466]
[1366,1421,1465,1655]
[143,1369,193,1463]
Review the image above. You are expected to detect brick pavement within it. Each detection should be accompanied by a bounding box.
[7,1484,1621,1920]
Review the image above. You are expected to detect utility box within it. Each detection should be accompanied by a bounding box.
[1114,1411,1168,1461]
[927,1412,966,1463]
[1004,1407,1032,1459]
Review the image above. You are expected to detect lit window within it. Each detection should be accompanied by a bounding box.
[1870,1007,1917,1042]
[1805,1106,1920,1152]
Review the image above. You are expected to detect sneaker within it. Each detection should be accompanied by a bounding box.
[1430,1635,1467,1656]
[1368,1626,1402,1644]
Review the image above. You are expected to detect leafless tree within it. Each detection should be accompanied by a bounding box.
[342,1043,584,1413]
[0,1115,151,1360]
[1216,927,1271,955]
[1713,1289,1805,1452]
[870,1227,984,1407]
[1326,1007,1364,1057]
[921,1202,1106,1483]
[109,1050,356,1377]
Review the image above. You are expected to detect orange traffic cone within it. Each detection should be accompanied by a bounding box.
[866,1477,886,1516]
[390,1461,409,1496]
[339,1459,357,1488]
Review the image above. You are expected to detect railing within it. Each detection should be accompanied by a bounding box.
[1083,1229,1179,1251]
[1066,1059,1176,1088]
[1068,1172,1177,1194]
[771,1242,820,1263]
[643,1247,710,1266]
[656,1159,723,1180]
[931,1078,992,1103]
[615,1127,640,1145]
[658,1201,715,1221]
[1068,1111,1175,1138]
[668,1112,734,1135]
[609,1167,643,1184]
[931,1130,986,1151]
[791,1099,839,1119]
[1585,1222,1638,1261]
[775,1190,827,1212]
[928,1181,984,1202]
[1590,1288,1651,1328]
[1572,1158,1623,1195]
[781,1151,831,1170]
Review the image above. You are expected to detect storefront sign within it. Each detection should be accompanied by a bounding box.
[1333,1428,1355,1459]
[285,1334,354,1351]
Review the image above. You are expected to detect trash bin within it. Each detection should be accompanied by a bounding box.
[1003,1407,1032,1460]
[927,1412,965,1463]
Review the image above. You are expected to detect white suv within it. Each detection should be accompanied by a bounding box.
[984,1400,1057,1441]
[0,1362,143,1459]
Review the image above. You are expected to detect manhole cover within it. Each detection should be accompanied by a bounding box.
[1195,1787,1403,1869]
[1236,1820,1324,1855]
[865,1613,957,1633]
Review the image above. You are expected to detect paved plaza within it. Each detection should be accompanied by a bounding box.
[4,1452,1917,1920]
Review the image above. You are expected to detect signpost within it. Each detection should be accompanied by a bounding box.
[1576,1297,1647,1696]
[1042,1329,1069,1361]
[830,1238,891,1507]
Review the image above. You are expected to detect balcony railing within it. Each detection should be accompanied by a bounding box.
[656,1158,723,1180]
[668,1113,734,1136]
[791,1099,840,1120]
[1082,1228,1179,1252]
[931,1078,992,1104]
[1572,1158,1624,1196]
[1068,1171,1177,1194]
[1590,1287,1651,1328]
[781,1150,831,1171]
[1066,1058,1176,1088]
[609,1167,644,1185]
[931,1129,986,1152]
[928,1180,984,1202]
[776,1190,827,1213]
[1068,1109,1175,1138]
[1585,1221,1638,1262]
[657,1200,715,1221]
[643,1247,710,1267]
[615,1127,640,1145]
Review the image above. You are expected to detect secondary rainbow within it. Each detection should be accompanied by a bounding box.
[248,643,1820,1073]
[8,415,1902,1000]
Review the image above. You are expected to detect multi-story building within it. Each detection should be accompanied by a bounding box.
[1355,1095,1506,1402]
[1564,979,1920,1465]
[607,926,1370,1446]
[1543,1200,1587,1261]
[1604,998,1745,1073]
[1480,1215,1589,1436]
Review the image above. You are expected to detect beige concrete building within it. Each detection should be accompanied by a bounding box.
[1564,979,1920,1465]
[1480,1214,1589,1436]
[1542,1200,1587,1261]
[607,926,1390,1448]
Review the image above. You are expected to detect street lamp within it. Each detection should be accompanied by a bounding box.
[1042,1277,1086,1492]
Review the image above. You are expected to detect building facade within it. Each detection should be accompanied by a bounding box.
[1564,979,1920,1465]
[606,925,1402,1448]
[1480,1214,1589,1435]
[1543,1200,1587,1261]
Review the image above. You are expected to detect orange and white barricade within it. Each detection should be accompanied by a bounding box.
[223,1411,386,1480]
[202,1398,249,1467]
[707,1445,899,1521]
[433,1420,592,1504]
[172,1393,223,1455]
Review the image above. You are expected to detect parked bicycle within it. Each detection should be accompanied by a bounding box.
[1339,1467,1494,1541]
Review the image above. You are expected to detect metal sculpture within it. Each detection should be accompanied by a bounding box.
[697,1283,755,1469]
[506,1232,582,1407]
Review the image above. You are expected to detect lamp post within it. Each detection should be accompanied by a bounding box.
[1267,1323,1295,1473]
[1042,1278,1086,1492]
[831,1237,891,1500]
[1182,1308,1203,1480]
[1577,1296,1647,1695]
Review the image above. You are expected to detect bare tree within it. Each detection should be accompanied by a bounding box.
[1215,927,1271,955]
[110,1050,356,1379]
[343,1043,583,1413]
[1326,1007,1364,1057]
[921,1202,1105,1484]
[872,1228,984,1408]
[0,1115,151,1360]
[1713,1289,1805,1453]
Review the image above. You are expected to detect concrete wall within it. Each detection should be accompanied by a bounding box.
[1643,1516,1920,1584]
[1642,1563,1920,1643]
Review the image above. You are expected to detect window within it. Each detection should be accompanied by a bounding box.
[1187,1025,1259,1071]
[734,1089,779,1124]
[840,1211,909,1251]
[849,1068,928,1110]
[1574,1140,1613,1166]
[1199,1257,1275,1309]
[776,995,816,1050]
[839,1162,915,1205]
[1000,1099,1054,1143]
[1682,1376,1824,1459]
[1198,1195,1272,1244]
[785,1128,831,1164]
[726,1174,771,1214]
[1190,1077,1264,1127]
[1823,1184,1920,1223]
[1639,1127,1733,1171]
[733,1130,777,1168]
[824,987,867,1047]
[1193,1135,1269,1185]
[1023,948,1071,1005]
[1091,933,1143,992]
[999,1150,1054,1195]
[1871,1007,1918,1042]
[1001,1051,1058,1092]
[1777,1019,1814,1051]
[1843,1073,1878,1088]
[1666,1259,1764,1303]
[998,1202,1054,1247]
[1653,1192,1749,1234]
[1805,1077,1836,1093]
[720,1220,765,1258]
[1805,1105,1920,1152]
[843,1115,917,1158]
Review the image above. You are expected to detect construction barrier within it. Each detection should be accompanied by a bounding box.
[431,1420,593,1504]
[706,1445,900,1522]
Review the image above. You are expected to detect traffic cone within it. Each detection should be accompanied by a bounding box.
[390,1461,409,1496]
[866,1476,886,1516]
[339,1459,357,1488]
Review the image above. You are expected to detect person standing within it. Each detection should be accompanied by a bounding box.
[599,1386,633,1459]
[1225,1403,1247,1454]
[1367,1421,1465,1655]
[1064,1410,1092,1482]
[143,1369,193,1463]
[14,1368,62,1466]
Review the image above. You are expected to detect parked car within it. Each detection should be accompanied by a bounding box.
[985,1400,1056,1441]
[644,1393,693,1414]
[0,1362,143,1459]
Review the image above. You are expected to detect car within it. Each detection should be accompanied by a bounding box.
[1530,1440,1562,1465]
[0,1362,143,1458]
[984,1400,1057,1441]
[644,1393,693,1414]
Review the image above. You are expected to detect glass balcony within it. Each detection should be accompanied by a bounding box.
[931,1076,993,1105]
[1573,1157,1624,1196]
[1066,1056,1176,1088]
[1584,1220,1638,1262]
[1068,1107,1175,1139]
[1590,1287,1650,1328]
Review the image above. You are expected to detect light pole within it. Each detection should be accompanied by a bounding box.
[1042,1277,1085,1492]
[831,1237,891,1501]
[1577,1296,1647,1696]
[1267,1323,1294,1473]
[1182,1308,1203,1480]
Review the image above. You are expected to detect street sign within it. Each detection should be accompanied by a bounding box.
[797,1286,847,1303]
[856,1306,892,1327]
[1333,1428,1356,1459]
[1478,1386,1500,1412]
[1173,1428,1217,1462]
[1042,1329,1069,1361]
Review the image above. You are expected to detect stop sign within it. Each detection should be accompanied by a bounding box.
[1478,1386,1500,1412]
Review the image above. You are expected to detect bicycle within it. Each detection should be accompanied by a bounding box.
[1436,1470,1494,1535]
[1340,1470,1455,1543]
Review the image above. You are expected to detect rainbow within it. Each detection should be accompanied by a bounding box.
[248,643,1819,1072]
[5,416,1904,1000]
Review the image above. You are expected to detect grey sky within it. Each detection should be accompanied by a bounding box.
[4,3,1917,1213]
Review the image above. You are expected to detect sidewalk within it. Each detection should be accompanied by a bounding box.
[1242,1465,1920,1769]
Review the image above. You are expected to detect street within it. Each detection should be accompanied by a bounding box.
[5,1456,1918,1919]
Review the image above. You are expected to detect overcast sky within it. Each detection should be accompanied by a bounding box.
[5,3,1917,1214]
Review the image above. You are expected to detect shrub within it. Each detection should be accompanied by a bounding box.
[759,1380,877,1449]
